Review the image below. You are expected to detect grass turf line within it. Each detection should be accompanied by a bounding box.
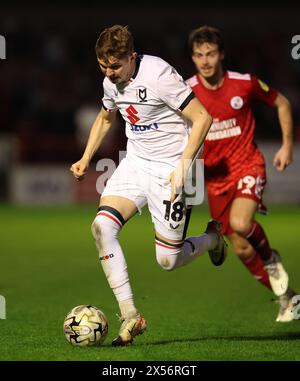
[0,204,299,360]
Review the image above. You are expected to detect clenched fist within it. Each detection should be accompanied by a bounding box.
[70,158,90,181]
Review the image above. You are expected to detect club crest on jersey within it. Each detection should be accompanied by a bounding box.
[230,96,244,110]
[137,87,147,103]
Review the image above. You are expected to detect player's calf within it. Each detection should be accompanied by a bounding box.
[244,221,273,261]
[155,223,227,271]
[264,249,289,296]
[92,206,138,320]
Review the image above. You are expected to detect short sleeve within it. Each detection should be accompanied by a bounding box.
[157,65,194,111]
[102,81,118,112]
[251,75,278,106]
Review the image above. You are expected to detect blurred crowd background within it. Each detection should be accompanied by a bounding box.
[0,2,299,204]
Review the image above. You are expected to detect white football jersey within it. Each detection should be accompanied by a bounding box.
[102,55,194,165]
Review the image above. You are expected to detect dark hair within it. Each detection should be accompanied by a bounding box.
[95,25,134,61]
[188,25,224,54]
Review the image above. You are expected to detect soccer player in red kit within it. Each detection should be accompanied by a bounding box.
[186,26,297,322]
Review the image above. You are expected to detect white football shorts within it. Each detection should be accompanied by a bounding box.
[101,153,192,241]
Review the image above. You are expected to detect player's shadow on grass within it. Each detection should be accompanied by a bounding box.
[143,332,300,346]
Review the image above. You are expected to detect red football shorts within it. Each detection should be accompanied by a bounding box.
[207,169,267,236]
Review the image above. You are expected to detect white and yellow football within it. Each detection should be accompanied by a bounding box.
[63,305,108,347]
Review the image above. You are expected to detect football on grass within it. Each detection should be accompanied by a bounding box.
[63,305,108,346]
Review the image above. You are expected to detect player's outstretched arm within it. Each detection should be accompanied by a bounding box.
[70,107,116,181]
[169,97,212,202]
[272,93,293,171]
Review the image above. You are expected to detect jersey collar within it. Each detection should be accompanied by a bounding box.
[197,71,227,91]
[129,55,142,82]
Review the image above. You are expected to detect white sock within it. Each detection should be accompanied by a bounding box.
[119,299,138,319]
[91,209,137,316]
[156,233,217,270]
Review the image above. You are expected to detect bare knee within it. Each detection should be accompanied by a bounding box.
[230,216,253,237]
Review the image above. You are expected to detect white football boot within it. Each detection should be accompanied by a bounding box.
[264,249,289,296]
[112,313,147,346]
[276,288,298,322]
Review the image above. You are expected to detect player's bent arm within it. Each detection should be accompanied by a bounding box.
[81,107,117,162]
[272,93,293,171]
[70,107,116,180]
[180,97,212,162]
[168,98,212,202]
[273,93,293,148]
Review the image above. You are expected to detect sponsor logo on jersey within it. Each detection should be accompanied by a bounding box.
[137,87,147,102]
[126,105,140,124]
[169,223,179,229]
[130,123,159,132]
[230,96,244,110]
[206,118,242,141]
[99,254,114,261]
[258,79,270,92]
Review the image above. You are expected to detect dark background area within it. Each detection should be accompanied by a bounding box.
[1,1,300,164]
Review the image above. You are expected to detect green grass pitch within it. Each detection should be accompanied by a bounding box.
[0,203,299,360]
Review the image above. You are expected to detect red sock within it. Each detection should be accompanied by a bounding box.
[245,221,272,261]
[240,252,271,289]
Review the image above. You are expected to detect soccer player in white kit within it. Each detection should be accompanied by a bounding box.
[70,25,227,346]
